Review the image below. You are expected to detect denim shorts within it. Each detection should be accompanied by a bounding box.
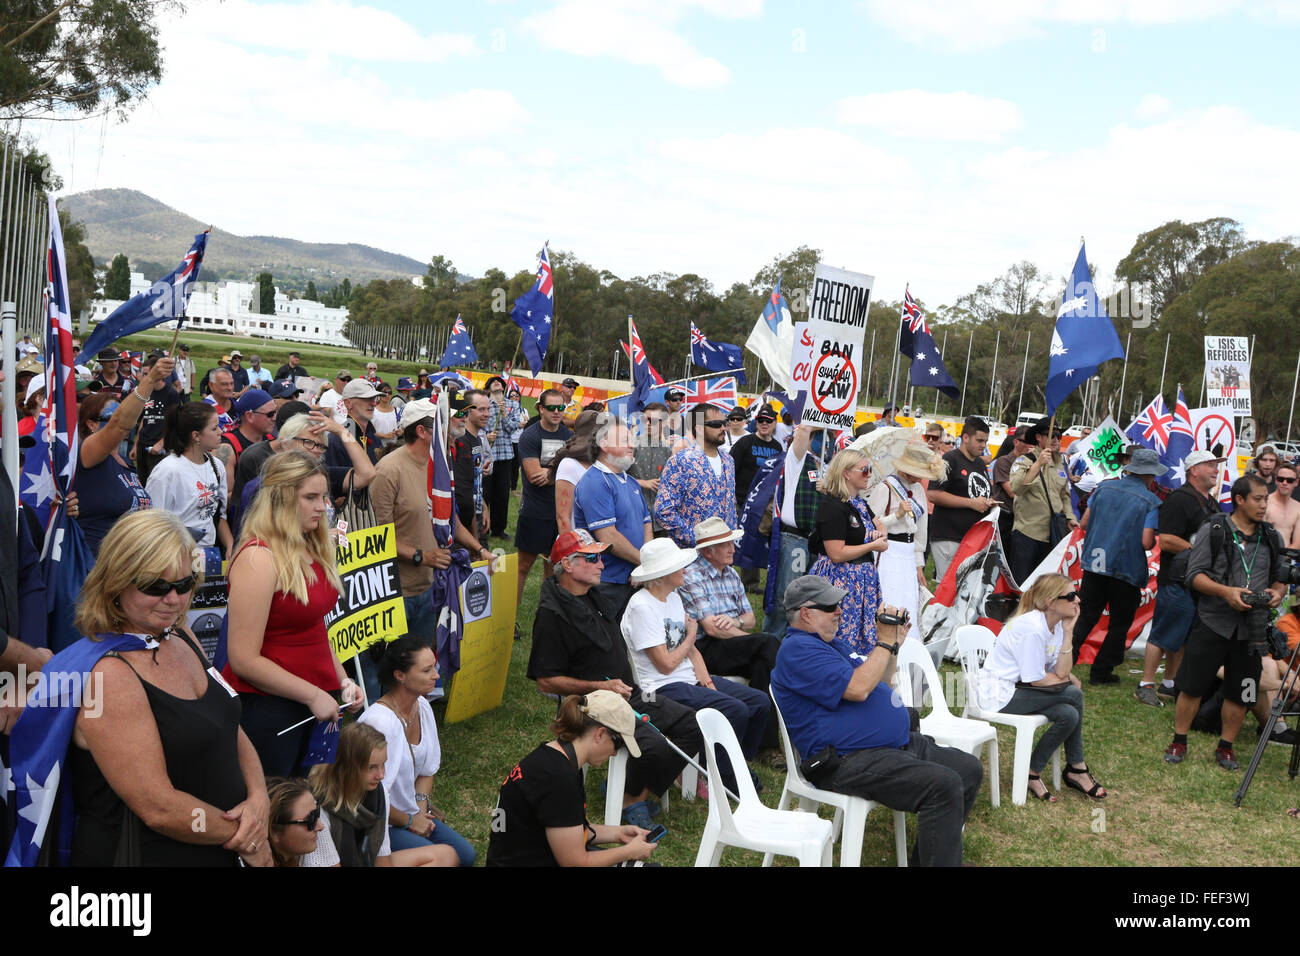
[1147,583,1197,653]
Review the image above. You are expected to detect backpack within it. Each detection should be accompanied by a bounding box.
[1182,513,1282,595]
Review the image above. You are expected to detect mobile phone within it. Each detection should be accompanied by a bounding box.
[645,824,667,843]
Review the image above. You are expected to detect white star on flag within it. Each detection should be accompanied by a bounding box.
[19,763,61,847]
[21,459,55,510]
[0,757,12,804]
[915,351,926,361]
[930,367,939,376]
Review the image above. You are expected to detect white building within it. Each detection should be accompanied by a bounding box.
[86,272,353,347]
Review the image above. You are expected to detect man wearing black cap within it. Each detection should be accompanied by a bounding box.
[771,575,982,866]
[663,387,687,440]
[729,404,782,513]
[559,376,581,428]
[274,351,310,382]
[92,348,135,401]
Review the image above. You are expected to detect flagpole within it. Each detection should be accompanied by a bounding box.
[1116,330,1132,423]
[1287,350,1300,445]
[864,328,876,406]
[1158,332,1170,400]
[958,333,973,419]
[1017,332,1031,420]
[939,329,948,416]
[986,329,1001,419]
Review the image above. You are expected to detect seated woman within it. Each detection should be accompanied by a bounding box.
[7,510,270,866]
[810,448,890,656]
[308,722,449,866]
[977,573,1107,801]
[267,777,338,867]
[358,637,474,866]
[621,538,771,794]
[485,692,657,867]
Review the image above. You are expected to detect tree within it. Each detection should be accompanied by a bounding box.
[425,254,457,287]
[750,245,821,319]
[256,272,275,314]
[304,279,317,301]
[104,252,130,299]
[0,0,170,120]
[1115,218,1250,319]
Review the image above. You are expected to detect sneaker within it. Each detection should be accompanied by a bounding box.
[1269,727,1299,747]
[1134,685,1164,707]
[621,800,657,831]
[1214,747,1240,771]
[1089,672,1120,686]
[1163,741,1187,764]
[1156,683,1178,701]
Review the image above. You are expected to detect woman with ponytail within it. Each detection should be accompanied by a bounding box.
[145,401,233,553]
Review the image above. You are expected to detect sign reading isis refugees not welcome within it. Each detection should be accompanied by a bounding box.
[800,263,874,431]
[325,523,408,663]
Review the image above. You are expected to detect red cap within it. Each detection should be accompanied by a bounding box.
[548,529,610,565]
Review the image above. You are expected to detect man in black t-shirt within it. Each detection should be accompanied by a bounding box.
[132,353,180,486]
[1136,450,1224,706]
[729,403,783,510]
[273,351,310,382]
[515,388,573,604]
[927,416,996,582]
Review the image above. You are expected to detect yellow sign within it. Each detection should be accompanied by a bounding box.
[444,553,518,724]
[325,523,408,663]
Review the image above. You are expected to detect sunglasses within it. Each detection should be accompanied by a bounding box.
[755,416,776,424]
[1278,477,1297,484]
[703,420,726,429]
[540,403,566,412]
[856,465,872,475]
[1057,591,1080,603]
[137,574,198,597]
[568,552,603,564]
[924,434,941,442]
[809,603,842,614]
[278,806,321,830]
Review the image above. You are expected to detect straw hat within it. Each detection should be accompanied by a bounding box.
[629,538,698,584]
[692,516,744,549]
[894,441,947,482]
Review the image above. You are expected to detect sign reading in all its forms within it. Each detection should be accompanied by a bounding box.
[800,264,874,431]
[324,523,408,663]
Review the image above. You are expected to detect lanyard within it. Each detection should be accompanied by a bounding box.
[1229,527,1263,581]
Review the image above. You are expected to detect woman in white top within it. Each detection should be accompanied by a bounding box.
[550,409,601,535]
[359,636,474,866]
[371,383,400,449]
[145,401,233,552]
[977,573,1107,802]
[866,440,945,655]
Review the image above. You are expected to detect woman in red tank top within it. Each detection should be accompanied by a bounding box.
[224,451,362,777]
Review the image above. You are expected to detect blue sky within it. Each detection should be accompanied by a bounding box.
[30,0,1300,308]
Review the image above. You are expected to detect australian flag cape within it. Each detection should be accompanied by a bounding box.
[6,633,156,867]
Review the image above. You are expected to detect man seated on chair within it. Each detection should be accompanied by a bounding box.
[770,575,983,867]
[527,529,705,832]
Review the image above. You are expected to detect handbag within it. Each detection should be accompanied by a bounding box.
[1037,464,1070,546]
[340,468,377,532]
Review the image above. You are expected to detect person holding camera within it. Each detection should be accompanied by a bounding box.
[770,575,983,866]
[1165,474,1288,770]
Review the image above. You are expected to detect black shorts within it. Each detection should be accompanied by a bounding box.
[1176,620,1263,705]
[514,515,559,557]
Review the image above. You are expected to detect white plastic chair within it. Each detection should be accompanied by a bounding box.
[693,708,834,867]
[954,624,1061,806]
[762,692,908,867]
[894,638,1001,807]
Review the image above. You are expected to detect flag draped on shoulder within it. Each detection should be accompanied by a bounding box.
[425,390,470,677]
[440,315,478,367]
[509,244,554,375]
[77,230,208,362]
[1046,242,1125,416]
[745,278,795,392]
[690,322,746,384]
[899,286,958,399]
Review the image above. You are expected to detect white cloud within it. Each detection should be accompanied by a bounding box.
[836,90,1023,142]
[185,0,477,62]
[521,0,758,87]
[861,0,1245,50]
[1134,94,1172,119]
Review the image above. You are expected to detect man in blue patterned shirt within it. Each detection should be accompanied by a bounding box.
[653,403,737,547]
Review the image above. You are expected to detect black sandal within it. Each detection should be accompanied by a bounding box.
[1064,764,1107,799]
[1027,773,1056,802]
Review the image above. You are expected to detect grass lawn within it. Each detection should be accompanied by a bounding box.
[108,329,1300,866]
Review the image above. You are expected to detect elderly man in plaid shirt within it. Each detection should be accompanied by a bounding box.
[680,516,782,758]
[484,375,522,539]
[653,403,737,547]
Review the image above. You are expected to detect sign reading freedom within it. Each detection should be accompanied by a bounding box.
[325,523,408,663]
[800,263,873,431]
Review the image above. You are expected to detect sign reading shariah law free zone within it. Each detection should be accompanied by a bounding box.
[325,523,408,663]
[800,263,874,432]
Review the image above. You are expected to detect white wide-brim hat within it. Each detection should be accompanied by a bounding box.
[629,537,698,584]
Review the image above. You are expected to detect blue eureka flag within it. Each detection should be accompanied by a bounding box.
[1046,242,1125,416]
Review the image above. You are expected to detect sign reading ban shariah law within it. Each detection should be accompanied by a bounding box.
[800,264,874,431]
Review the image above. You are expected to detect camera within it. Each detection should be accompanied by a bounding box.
[876,608,911,627]
[1241,589,1274,609]
[1278,548,1300,586]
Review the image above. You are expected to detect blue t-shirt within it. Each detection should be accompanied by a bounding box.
[72,452,153,556]
[770,628,909,758]
[572,461,651,584]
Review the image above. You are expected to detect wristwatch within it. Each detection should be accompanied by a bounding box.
[412,549,424,566]
[875,642,900,656]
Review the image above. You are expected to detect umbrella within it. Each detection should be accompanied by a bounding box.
[849,426,922,481]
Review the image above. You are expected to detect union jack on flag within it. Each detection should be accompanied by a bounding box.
[689,323,710,350]
[34,195,79,540]
[903,287,928,335]
[424,389,471,678]
[453,316,468,336]
[621,338,665,385]
[683,376,737,412]
[1127,395,1174,452]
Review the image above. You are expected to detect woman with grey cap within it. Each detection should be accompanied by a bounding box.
[486,691,658,867]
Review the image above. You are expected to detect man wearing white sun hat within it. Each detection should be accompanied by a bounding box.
[621,537,772,794]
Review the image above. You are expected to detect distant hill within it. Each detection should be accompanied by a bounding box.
[61,188,428,290]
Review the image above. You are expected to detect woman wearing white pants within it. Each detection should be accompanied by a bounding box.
[867,442,947,663]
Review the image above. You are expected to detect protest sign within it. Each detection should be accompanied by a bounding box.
[324,523,408,663]
[1078,415,1126,481]
[1203,335,1251,414]
[789,321,814,395]
[445,553,518,724]
[800,264,873,431]
[1190,406,1238,509]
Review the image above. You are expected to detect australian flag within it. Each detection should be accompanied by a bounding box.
[77,230,208,362]
[426,390,470,677]
[440,315,478,367]
[621,339,664,385]
[690,322,746,384]
[899,286,958,399]
[624,315,658,414]
[1046,242,1125,416]
[510,244,554,375]
[1127,387,1194,489]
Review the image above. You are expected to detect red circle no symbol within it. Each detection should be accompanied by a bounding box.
[812,351,858,416]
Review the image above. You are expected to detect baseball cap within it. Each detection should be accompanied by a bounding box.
[178,343,190,352]
[579,690,641,758]
[219,354,232,364]
[549,529,610,565]
[270,379,304,399]
[1184,450,1225,469]
[783,575,849,613]
[335,369,352,381]
[231,388,274,417]
[399,398,438,427]
[397,376,414,390]
[664,387,685,401]
[341,379,382,400]
[561,377,580,389]
[755,403,777,422]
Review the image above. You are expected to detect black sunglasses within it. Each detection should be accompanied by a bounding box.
[755,416,776,424]
[137,575,198,597]
[278,806,321,830]
[703,420,726,429]
[540,403,566,412]
[1058,591,1080,603]
[809,603,842,614]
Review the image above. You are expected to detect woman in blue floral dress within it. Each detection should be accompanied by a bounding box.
[809,448,889,656]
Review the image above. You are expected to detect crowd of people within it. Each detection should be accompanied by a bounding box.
[6,337,1300,869]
